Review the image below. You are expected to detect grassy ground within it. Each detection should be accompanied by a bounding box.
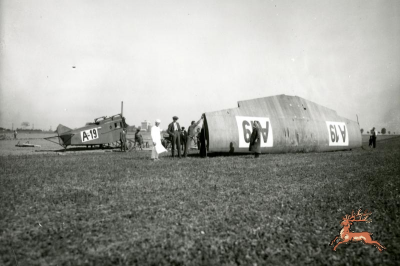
[0,132,150,156]
[0,137,399,265]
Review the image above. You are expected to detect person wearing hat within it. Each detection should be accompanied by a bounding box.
[184,115,203,157]
[151,119,167,160]
[167,116,182,157]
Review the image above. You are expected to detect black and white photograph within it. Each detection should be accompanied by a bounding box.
[1,0,399,265]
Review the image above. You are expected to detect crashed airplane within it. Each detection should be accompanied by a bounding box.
[45,102,128,149]
[200,94,361,153]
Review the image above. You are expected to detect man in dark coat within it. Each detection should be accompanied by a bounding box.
[180,127,187,153]
[371,127,377,148]
[249,121,261,158]
[199,127,207,158]
[196,128,201,151]
[167,116,182,157]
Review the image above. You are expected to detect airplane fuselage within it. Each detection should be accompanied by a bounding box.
[57,115,125,147]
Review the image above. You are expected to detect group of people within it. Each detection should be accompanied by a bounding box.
[151,115,259,160]
[122,121,381,159]
[122,115,262,160]
[156,115,205,160]
[118,126,145,152]
[119,115,206,160]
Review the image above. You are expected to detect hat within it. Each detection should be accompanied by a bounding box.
[155,119,161,123]
[173,116,179,120]
[181,127,185,130]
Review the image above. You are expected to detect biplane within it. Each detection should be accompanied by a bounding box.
[199,94,362,154]
[45,102,131,149]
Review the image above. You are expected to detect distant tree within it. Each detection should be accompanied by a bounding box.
[21,122,30,129]
[378,132,381,134]
[381,128,386,134]
[388,131,390,135]
[367,131,369,134]
[360,128,364,134]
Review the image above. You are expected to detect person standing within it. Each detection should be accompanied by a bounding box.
[184,116,203,157]
[196,128,201,151]
[249,121,261,158]
[120,128,127,152]
[180,127,187,153]
[199,126,207,158]
[371,127,377,148]
[151,119,167,160]
[14,130,17,139]
[135,127,143,150]
[167,116,182,158]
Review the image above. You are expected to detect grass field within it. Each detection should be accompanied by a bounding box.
[1,136,399,265]
[0,132,152,156]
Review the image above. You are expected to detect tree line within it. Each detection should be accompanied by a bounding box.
[360,128,395,135]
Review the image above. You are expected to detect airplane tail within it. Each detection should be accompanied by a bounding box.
[56,124,72,136]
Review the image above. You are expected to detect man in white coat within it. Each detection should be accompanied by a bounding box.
[151,119,167,160]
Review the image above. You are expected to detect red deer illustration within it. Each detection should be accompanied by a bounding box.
[329,209,386,252]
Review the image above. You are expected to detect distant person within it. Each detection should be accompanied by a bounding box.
[167,116,182,158]
[199,126,207,158]
[135,127,143,150]
[184,116,203,157]
[14,130,17,139]
[368,136,373,148]
[180,127,187,153]
[120,128,127,152]
[249,121,261,158]
[371,127,377,148]
[196,128,201,151]
[151,119,167,161]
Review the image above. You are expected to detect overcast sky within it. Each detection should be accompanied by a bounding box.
[1,0,399,133]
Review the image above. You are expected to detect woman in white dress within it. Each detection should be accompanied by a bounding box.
[151,119,167,160]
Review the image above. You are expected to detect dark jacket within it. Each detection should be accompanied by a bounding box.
[167,122,181,136]
[135,131,143,144]
[181,130,188,142]
[249,127,261,153]
[120,131,126,142]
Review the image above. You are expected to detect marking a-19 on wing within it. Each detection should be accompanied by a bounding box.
[326,121,348,146]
